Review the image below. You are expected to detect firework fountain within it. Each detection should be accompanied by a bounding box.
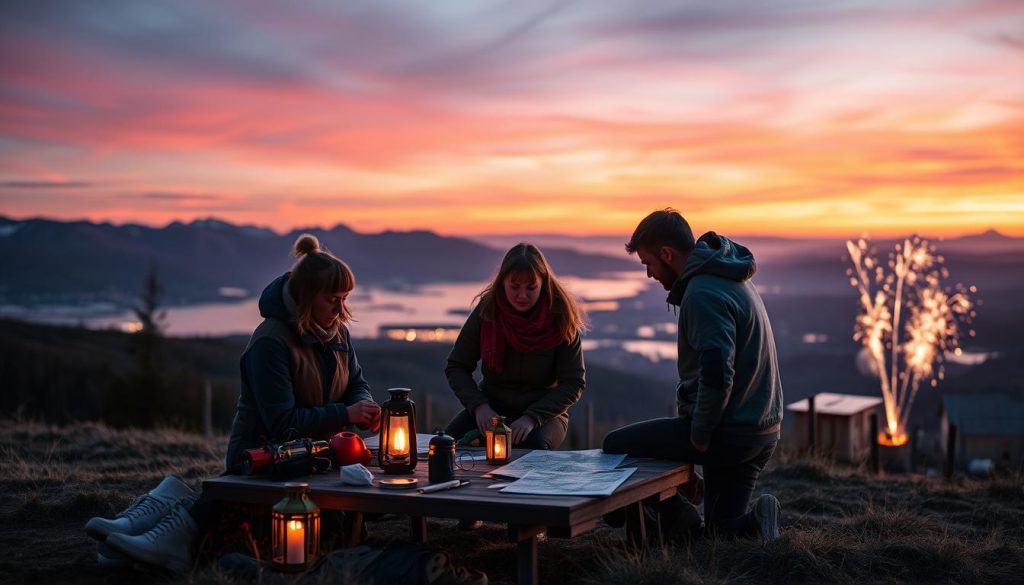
[846,236,976,446]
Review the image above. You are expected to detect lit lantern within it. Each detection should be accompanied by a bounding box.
[486,415,512,465]
[378,388,418,474]
[271,482,319,572]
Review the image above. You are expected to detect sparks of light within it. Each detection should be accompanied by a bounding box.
[846,236,975,440]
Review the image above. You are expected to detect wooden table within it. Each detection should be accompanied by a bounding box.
[203,451,693,585]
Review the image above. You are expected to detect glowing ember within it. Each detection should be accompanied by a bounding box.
[846,236,976,440]
[877,431,909,447]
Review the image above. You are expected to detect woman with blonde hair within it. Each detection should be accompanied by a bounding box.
[445,243,586,452]
[224,233,380,468]
[86,234,380,572]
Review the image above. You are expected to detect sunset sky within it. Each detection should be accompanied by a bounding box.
[1,0,1022,237]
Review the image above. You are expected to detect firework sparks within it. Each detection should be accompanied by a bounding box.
[846,236,976,444]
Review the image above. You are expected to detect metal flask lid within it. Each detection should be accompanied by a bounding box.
[429,429,455,449]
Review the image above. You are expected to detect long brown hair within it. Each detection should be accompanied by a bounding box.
[476,243,587,343]
[289,233,355,335]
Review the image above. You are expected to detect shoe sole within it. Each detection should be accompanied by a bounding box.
[105,535,191,573]
[97,550,133,568]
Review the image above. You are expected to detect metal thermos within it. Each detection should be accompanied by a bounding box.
[427,430,456,483]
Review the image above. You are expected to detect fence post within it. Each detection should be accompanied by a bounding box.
[202,379,212,438]
[869,413,880,475]
[807,393,817,455]
[944,424,958,480]
[911,424,920,472]
[422,393,433,432]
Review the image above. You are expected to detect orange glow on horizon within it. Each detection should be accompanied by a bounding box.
[2,3,1022,239]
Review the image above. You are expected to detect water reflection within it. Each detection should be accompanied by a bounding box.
[7,273,651,340]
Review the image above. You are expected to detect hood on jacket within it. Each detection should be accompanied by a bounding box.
[667,232,756,305]
[258,272,347,349]
[258,273,294,322]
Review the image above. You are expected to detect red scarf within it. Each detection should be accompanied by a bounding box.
[481,293,564,372]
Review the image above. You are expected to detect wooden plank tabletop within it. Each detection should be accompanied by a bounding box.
[203,450,692,530]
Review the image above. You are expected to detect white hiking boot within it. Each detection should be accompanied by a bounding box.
[85,475,194,541]
[105,496,198,573]
[752,493,781,543]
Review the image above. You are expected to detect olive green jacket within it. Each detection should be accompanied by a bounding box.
[445,306,585,424]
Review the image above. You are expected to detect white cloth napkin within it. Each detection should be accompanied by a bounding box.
[339,463,374,486]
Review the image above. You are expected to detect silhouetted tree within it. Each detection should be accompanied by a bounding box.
[134,263,167,374]
[106,263,173,427]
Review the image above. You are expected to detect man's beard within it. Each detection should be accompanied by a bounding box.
[655,257,677,291]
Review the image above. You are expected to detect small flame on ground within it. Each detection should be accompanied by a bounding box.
[878,431,909,447]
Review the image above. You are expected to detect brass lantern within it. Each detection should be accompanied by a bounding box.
[271,482,320,572]
[485,415,512,465]
[378,388,418,474]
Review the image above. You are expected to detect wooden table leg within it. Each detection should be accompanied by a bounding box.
[507,524,544,585]
[344,511,364,547]
[410,516,427,543]
[517,534,538,585]
[624,501,647,549]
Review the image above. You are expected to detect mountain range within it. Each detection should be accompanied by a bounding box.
[0,215,636,306]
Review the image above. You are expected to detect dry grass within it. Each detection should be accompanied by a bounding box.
[0,421,1021,585]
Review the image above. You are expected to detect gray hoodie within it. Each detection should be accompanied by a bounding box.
[666,232,783,448]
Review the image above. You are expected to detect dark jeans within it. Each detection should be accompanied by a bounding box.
[603,416,776,537]
[445,409,569,450]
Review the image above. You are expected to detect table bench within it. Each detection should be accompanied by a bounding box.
[203,451,693,585]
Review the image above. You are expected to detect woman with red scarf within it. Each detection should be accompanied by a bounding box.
[445,243,587,450]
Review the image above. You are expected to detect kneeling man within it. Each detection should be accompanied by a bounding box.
[604,208,784,542]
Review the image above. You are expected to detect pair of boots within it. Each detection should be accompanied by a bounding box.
[627,492,782,545]
[84,475,199,573]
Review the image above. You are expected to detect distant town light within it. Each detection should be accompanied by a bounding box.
[380,325,461,343]
[121,321,143,333]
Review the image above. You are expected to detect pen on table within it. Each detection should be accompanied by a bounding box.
[417,479,470,494]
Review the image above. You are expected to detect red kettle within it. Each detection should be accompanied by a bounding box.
[329,431,373,466]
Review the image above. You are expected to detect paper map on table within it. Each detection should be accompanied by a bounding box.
[488,449,626,479]
[499,468,637,496]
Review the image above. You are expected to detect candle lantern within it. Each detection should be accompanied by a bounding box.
[271,482,319,572]
[378,388,418,474]
[428,429,456,483]
[485,415,512,465]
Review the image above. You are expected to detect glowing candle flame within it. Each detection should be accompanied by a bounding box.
[393,426,408,455]
[494,437,504,458]
[846,236,975,440]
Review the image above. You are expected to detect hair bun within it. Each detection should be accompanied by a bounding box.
[293,233,320,257]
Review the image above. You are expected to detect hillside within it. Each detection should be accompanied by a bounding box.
[0,318,672,441]
[0,421,1021,584]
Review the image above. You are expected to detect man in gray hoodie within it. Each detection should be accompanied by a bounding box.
[603,208,784,543]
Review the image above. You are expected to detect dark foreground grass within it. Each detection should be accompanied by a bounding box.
[1,421,1021,585]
